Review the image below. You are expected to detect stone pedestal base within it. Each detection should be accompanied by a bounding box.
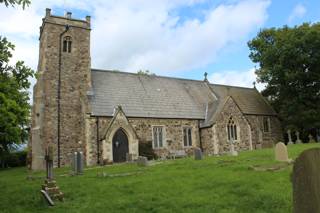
[42,179,64,201]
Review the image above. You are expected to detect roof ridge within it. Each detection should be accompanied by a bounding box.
[91,68,207,83]
[210,83,255,90]
[91,68,256,90]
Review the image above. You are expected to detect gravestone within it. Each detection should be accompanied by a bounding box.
[275,142,290,162]
[126,153,134,162]
[72,151,84,175]
[292,148,320,213]
[287,129,293,145]
[41,146,64,204]
[137,156,148,167]
[308,134,316,143]
[229,138,238,156]
[194,148,203,160]
[295,131,302,144]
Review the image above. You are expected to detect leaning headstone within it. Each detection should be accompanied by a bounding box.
[137,156,148,167]
[295,131,302,144]
[287,129,293,145]
[194,148,203,160]
[292,148,320,213]
[275,142,290,162]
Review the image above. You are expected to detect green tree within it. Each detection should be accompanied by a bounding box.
[0,37,34,167]
[0,0,30,8]
[248,23,320,138]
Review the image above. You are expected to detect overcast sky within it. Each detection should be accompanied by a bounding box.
[1,0,319,101]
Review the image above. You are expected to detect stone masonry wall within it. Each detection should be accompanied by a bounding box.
[201,97,252,155]
[85,116,201,164]
[30,10,91,169]
[245,115,283,148]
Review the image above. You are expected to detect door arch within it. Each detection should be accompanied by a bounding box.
[112,128,129,162]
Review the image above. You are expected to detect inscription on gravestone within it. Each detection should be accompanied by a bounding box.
[292,148,320,213]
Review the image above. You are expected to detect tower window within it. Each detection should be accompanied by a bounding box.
[63,36,72,53]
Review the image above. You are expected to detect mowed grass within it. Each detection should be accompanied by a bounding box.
[1,144,319,213]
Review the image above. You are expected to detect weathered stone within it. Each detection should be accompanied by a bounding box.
[275,142,290,162]
[194,148,203,160]
[292,148,320,213]
[295,131,302,144]
[287,130,293,145]
[137,156,148,167]
[29,9,91,169]
[41,190,55,206]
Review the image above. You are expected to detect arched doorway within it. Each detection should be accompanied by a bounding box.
[112,128,129,162]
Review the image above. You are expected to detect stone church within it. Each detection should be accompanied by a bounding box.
[29,9,282,170]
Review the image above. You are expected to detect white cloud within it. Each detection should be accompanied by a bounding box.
[288,3,306,23]
[0,0,270,102]
[208,68,266,91]
[91,0,270,74]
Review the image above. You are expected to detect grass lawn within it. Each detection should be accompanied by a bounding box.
[0,143,319,213]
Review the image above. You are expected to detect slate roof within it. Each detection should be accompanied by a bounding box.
[89,69,276,123]
[89,69,215,119]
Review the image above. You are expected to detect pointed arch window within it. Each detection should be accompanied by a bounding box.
[63,36,72,53]
[227,117,238,141]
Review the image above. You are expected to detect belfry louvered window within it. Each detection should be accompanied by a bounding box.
[227,117,237,141]
[63,36,72,53]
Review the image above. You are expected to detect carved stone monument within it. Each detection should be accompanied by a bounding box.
[137,156,148,167]
[295,131,302,144]
[72,151,84,175]
[41,146,64,205]
[194,148,203,160]
[275,142,290,162]
[229,138,238,156]
[292,148,320,213]
[287,130,293,145]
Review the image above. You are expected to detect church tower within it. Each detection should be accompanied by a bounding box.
[30,9,91,169]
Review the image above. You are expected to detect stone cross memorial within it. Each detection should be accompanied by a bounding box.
[275,142,290,162]
[41,145,64,205]
[287,129,293,145]
[229,138,238,156]
[292,148,320,213]
[295,131,302,144]
[194,148,203,160]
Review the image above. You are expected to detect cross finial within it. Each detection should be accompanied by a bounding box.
[204,72,208,81]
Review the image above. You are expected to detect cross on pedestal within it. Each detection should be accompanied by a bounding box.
[45,146,54,180]
[230,138,238,156]
[41,145,64,205]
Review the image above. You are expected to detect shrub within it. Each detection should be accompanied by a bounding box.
[139,141,156,160]
[0,151,27,168]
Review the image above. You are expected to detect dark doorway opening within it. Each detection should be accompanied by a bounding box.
[112,129,129,162]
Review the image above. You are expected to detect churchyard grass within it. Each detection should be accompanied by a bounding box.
[0,143,319,213]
